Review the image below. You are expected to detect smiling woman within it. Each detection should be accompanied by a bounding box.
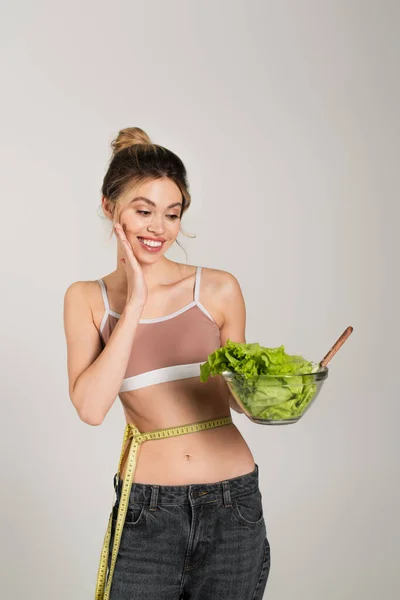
[63,126,270,600]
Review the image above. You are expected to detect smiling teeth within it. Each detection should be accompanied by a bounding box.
[139,238,163,247]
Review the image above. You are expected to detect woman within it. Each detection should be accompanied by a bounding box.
[63,127,271,600]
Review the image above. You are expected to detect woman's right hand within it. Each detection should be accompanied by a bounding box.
[114,223,148,309]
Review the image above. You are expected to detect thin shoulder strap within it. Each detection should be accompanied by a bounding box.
[97,279,110,312]
[194,266,202,303]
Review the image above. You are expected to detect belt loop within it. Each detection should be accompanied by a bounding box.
[221,480,232,507]
[149,485,159,511]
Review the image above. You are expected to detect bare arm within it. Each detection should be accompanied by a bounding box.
[63,281,143,426]
[217,272,246,414]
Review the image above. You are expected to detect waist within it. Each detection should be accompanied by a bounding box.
[119,417,255,485]
[114,463,260,507]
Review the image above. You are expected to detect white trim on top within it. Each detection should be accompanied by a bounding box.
[196,301,217,324]
[97,266,217,326]
[194,265,202,302]
[109,309,122,319]
[97,279,110,312]
[139,301,197,323]
[99,311,109,334]
[119,362,203,392]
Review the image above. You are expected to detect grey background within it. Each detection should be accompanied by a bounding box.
[1,1,399,598]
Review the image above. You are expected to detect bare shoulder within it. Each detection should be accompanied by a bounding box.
[176,262,239,294]
[201,266,243,296]
[64,280,89,308]
[64,279,98,308]
[200,267,245,329]
[64,279,104,332]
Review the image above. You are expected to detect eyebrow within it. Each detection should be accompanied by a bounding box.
[130,196,182,209]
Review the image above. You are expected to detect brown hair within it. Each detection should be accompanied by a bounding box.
[100,127,195,256]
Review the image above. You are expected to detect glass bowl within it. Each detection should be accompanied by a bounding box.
[222,365,329,425]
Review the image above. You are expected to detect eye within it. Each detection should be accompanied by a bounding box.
[137,210,179,220]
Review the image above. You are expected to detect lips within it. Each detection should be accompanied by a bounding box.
[137,237,165,252]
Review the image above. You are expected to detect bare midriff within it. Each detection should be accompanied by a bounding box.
[118,375,256,485]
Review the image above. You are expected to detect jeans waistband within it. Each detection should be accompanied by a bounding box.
[113,464,260,507]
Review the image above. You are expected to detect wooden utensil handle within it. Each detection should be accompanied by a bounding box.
[320,326,353,368]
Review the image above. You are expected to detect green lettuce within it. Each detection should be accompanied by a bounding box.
[200,339,317,420]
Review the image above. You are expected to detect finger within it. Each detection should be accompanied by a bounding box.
[114,223,125,236]
[114,225,138,264]
[122,238,134,255]
[114,225,131,250]
[115,225,131,248]
[114,224,125,241]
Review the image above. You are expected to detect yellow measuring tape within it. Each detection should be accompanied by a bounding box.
[95,415,233,600]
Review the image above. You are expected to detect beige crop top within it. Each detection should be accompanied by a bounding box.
[97,266,221,394]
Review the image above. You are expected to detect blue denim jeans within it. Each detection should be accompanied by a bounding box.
[107,463,270,599]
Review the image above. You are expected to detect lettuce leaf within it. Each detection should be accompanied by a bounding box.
[200,339,317,420]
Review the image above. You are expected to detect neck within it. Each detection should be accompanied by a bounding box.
[114,248,181,291]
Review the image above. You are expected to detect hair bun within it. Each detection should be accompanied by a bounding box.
[111,127,152,155]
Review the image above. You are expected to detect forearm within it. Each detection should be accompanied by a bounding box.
[71,304,143,425]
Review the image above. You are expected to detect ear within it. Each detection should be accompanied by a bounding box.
[101,195,114,220]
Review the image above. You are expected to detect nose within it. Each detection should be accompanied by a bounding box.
[147,215,165,235]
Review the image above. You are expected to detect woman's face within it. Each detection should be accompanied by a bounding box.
[112,177,183,260]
